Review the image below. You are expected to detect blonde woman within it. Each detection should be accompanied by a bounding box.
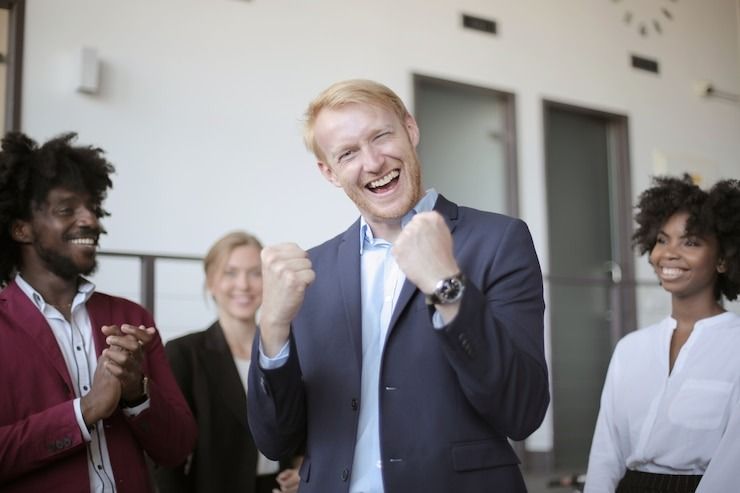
[155,231,300,493]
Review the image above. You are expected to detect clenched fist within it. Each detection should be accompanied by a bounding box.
[392,211,460,293]
[393,212,462,323]
[259,243,316,357]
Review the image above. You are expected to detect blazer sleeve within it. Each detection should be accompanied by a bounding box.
[437,218,549,440]
[0,399,86,482]
[0,294,87,482]
[247,333,307,461]
[122,325,198,467]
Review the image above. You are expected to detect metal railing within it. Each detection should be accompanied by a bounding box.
[98,250,202,316]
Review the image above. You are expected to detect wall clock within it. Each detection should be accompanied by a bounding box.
[611,0,678,37]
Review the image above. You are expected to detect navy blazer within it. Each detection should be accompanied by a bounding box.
[248,195,549,493]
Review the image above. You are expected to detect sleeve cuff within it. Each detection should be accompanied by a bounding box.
[73,398,92,442]
[121,397,151,417]
[259,340,290,369]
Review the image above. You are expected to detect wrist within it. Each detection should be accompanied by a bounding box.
[121,376,149,408]
[425,272,466,305]
[259,321,290,355]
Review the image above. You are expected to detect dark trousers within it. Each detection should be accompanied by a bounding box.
[255,472,279,493]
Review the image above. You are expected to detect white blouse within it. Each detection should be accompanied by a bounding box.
[584,311,740,493]
[695,392,740,492]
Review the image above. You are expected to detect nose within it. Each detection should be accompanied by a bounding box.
[659,240,680,260]
[235,272,250,290]
[361,145,385,173]
[76,205,99,227]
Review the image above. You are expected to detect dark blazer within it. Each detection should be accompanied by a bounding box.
[155,322,292,493]
[247,195,550,493]
[0,280,197,493]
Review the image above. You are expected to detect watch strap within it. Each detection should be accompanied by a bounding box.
[121,376,149,408]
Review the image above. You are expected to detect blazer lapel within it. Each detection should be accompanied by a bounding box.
[3,281,75,392]
[337,219,363,370]
[386,194,460,334]
[200,323,249,430]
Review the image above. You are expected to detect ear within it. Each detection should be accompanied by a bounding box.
[717,259,727,273]
[317,161,342,188]
[10,220,32,244]
[404,114,420,147]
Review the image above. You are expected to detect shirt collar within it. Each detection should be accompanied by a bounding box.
[15,273,96,312]
[359,188,439,254]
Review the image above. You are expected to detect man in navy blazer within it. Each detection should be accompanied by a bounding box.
[247,79,549,493]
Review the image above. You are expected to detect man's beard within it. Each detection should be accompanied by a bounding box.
[35,242,97,281]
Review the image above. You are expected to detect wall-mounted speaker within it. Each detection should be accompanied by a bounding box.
[77,47,100,94]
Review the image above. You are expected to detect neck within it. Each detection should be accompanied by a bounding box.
[19,265,78,308]
[219,314,257,359]
[671,295,724,331]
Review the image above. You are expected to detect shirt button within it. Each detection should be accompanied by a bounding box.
[83,386,89,391]
[76,346,82,351]
[351,398,358,411]
[341,468,349,481]
[97,464,103,470]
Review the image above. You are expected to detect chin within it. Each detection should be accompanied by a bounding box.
[231,310,257,321]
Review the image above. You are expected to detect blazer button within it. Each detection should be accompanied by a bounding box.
[341,468,349,481]
[351,398,358,411]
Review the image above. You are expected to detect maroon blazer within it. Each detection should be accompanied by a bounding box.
[0,280,197,492]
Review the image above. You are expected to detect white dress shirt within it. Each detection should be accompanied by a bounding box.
[585,311,740,493]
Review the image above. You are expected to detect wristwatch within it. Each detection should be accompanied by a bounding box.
[425,273,466,305]
[121,376,149,408]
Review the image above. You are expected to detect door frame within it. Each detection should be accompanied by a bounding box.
[0,0,24,131]
[543,99,636,346]
[412,74,519,217]
[543,99,636,470]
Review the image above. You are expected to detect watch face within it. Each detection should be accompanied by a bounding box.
[426,274,466,305]
[439,276,464,302]
[440,280,460,301]
[611,0,677,37]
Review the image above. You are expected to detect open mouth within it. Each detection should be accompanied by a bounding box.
[659,266,685,280]
[366,170,400,193]
[68,237,98,248]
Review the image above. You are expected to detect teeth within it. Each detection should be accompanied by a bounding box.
[661,267,683,279]
[70,238,96,246]
[368,170,399,189]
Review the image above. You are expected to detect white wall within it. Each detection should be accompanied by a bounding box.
[21,0,740,453]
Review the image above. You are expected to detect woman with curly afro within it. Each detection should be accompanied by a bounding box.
[584,175,740,493]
